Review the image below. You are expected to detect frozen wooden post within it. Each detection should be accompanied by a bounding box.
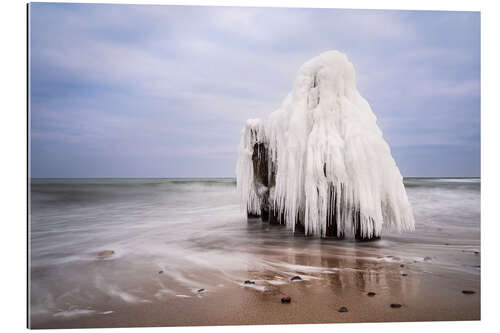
[236,51,415,241]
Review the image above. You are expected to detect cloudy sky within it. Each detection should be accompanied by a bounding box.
[29,3,480,178]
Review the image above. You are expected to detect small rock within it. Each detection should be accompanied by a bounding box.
[338,306,348,313]
[400,264,404,268]
[445,243,450,246]
[291,276,302,281]
[244,280,255,285]
[462,290,475,295]
[197,288,205,293]
[424,256,432,261]
[401,273,408,276]
[281,296,291,303]
[158,270,164,274]
[367,292,376,297]
[97,250,114,256]
[390,303,402,308]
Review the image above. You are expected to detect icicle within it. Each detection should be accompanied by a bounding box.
[236,51,415,238]
[235,119,267,216]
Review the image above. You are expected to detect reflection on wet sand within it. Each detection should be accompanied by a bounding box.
[237,239,423,303]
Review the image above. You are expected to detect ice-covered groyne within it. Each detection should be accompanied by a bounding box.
[236,51,415,240]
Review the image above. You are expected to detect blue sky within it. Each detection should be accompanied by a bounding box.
[29,3,480,178]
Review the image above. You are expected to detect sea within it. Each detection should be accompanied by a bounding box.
[29,177,480,323]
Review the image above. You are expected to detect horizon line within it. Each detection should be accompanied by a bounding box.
[29,176,481,179]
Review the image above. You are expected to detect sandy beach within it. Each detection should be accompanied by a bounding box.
[31,238,480,328]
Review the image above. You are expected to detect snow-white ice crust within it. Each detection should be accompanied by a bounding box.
[236,51,415,238]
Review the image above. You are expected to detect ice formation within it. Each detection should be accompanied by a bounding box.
[236,51,415,239]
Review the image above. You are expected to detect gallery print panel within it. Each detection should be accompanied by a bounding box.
[27,2,480,329]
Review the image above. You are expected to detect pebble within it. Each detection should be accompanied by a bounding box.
[281,296,291,303]
[158,270,164,274]
[244,280,255,285]
[291,276,302,281]
[401,273,408,276]
[338,306,348,313]
[97,250,114,256]
[462,290,475,295]
[197,288,205,293]
[367,292,376,297]
[390,303,402,308]
[400,264,404,268]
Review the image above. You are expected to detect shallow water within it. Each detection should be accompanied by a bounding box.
[29,178,480,323]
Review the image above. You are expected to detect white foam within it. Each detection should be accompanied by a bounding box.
[108,287,141,303]
[53,309,96,318]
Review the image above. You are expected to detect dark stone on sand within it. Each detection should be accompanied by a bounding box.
[338,306,348,313]
[367,292,376,297]
[197,288,205,292]
[291,276,302,281]
[462,290,475,295]
[97,250,114,256]
[400,264,405,268]
[390,303,402,308]
[158,270,164,274]
[244,280,255,285]
[281,296,291,303]
[445,243,449,245]
[424,256,432,261]
[401,273,408,276]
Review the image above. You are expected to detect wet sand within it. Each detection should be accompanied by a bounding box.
[32,249,480,328]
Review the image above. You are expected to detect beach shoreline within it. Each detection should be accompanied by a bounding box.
[31,250,480,329]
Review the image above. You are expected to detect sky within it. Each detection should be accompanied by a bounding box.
[29,3,480,178]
